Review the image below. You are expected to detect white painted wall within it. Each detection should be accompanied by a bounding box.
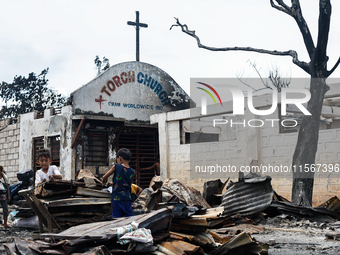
[151,93,340,205]
[19,106,73,180]
[71,61,192,121]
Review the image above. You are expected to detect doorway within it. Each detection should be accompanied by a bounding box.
[117,128,159,188]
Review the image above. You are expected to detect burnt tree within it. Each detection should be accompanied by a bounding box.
[171,0,340,207]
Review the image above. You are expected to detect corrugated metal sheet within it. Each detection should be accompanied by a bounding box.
[210,232,263,255]
[317,196,340,212]
[162,179,211,208]
[211,224,265,235]
[41,197,111,207]
[170,231,216,246]
[158,240,204,255]
[4,208,174,255]
[220,174,273,217]
[76,169,102,183]
[270,200,340,222]
[75,187,111,198]
[40,207,173,239]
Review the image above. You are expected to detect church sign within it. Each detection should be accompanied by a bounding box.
[71,61,193,121]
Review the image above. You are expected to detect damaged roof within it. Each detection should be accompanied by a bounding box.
[220,174,274,217]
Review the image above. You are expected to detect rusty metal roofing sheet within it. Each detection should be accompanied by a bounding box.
[158,240,204,255]
[76,169,102,183]
[210,232,263,255]
[169,231,216,246]
[212,224,265,235]
[7,208,173,255]
[170,232,207,246]
[40,207,173,239]
[220,174,273,217]
[75,187,111,198]
[270,200,340,222]
[317,196,340,212]
[41,197,111,207]
[190,207,224,219]
[208,230,233,244]
[174,216,229,227]
[162,179,211,208]
[194,232,216,246]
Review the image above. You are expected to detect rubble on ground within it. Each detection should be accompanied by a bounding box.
[2,172,340,254]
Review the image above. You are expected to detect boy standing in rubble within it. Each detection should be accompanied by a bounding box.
[103,148,135,218]
[35,148,62,187]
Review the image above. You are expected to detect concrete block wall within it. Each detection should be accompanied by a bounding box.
[166,119,239,193]
[259,111,295,201]
[0,118,20,183]
[153,107,340,205]
[168,121,191,184]
[259,112,340,205]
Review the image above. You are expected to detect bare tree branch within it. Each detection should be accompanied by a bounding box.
[327,56,340,77]
[270,0,316,60]
[237,60,273,92]
[237,75,272,93]
[270,0,292,15]
[269,69,290,92]
[237,77,258,91]
[247,60,272,90]
[290,0,315,59]
[170,18,310,74]
[239,79,272,93]
[238,60,290,93]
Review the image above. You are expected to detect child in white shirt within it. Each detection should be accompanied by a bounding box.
[35,148,62,187]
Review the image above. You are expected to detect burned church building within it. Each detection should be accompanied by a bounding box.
[17,61,192,187]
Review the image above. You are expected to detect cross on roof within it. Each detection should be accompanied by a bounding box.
[127,11,148,62]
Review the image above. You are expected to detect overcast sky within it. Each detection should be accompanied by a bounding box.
[1,0,339,98]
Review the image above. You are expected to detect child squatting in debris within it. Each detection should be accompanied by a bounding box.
[102,148,135,218]
[35,148,62,187]
[0,165,11,228]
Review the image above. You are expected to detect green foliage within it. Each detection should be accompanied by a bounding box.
[0,68,66,119]
[94,55,110,76]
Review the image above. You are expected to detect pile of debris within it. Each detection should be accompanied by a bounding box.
[4,172,340,254]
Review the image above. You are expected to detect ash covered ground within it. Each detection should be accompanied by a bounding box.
[0,205,35,255]
[1,211,340,254]
[0,227,34,255]
[255,215,340,255]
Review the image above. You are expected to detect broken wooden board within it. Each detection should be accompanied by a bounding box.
[208,230,234,244]
[169,231,215,246]
[317,196,340,212]
[75,187,111,198]
[158,240,204,255]
[190,207,224,219]
[173,216,229,227]
[212,224,265,235]
[41,197,111,207]
[162,179,211,209]
[76,169,102,184]
[210,232,264,255]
